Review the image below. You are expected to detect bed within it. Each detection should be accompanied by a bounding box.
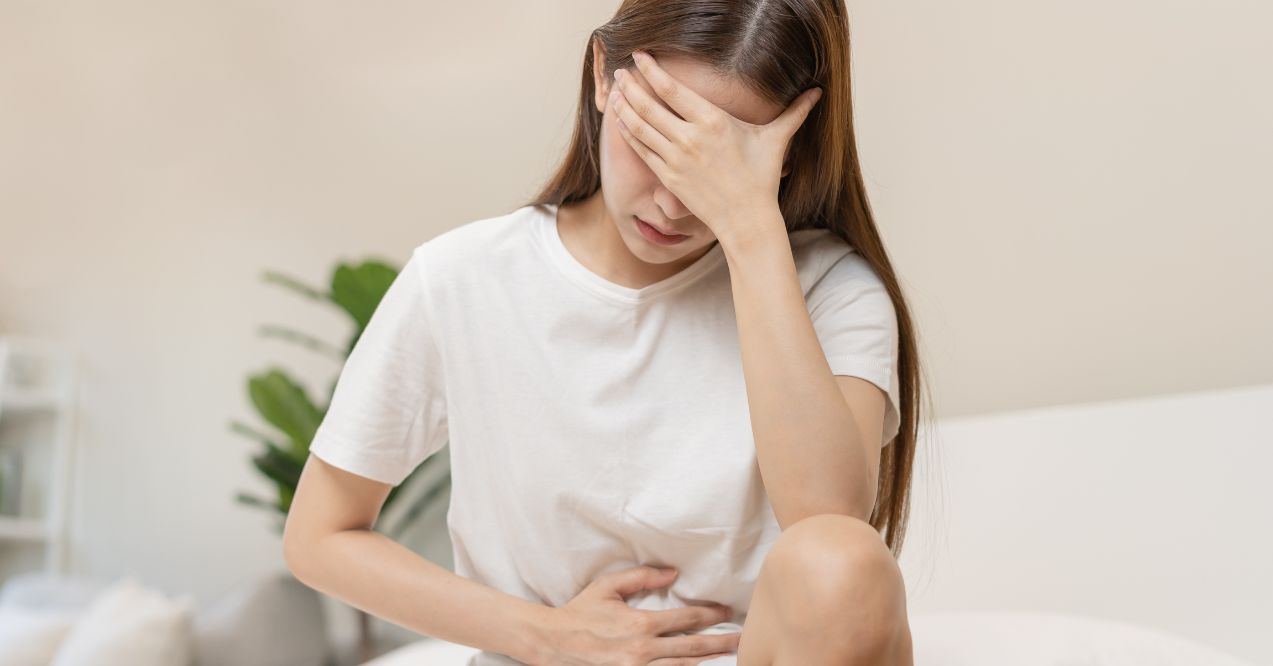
[361,608,1257,665]
[361,383,1273,665]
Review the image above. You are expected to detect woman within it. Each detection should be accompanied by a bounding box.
[284,1,928,664]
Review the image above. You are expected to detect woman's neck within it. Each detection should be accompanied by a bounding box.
[558,191,712,290]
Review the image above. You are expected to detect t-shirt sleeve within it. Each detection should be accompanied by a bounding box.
[308,244,449,486]
[806,252,902,447]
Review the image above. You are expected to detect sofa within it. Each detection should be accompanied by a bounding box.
[0,570,329,666]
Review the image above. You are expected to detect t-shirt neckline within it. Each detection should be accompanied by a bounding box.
[533,202,726,306]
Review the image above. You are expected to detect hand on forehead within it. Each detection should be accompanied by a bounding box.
[618,53,784,127]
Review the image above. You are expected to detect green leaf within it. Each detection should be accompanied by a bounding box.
[279,484,295,513]
[250,443,303,490]
[329,259,398,335]
[228,420,308,465]
[247,369,323,456]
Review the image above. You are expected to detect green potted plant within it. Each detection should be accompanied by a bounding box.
[231,257,452,663]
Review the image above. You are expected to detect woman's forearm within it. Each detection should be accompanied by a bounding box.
[722,217,876,527]
[287,528,551,663]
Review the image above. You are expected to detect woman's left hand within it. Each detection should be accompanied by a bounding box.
[609,49,822,247]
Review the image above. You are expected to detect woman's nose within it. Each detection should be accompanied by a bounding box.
[652,185,692,220]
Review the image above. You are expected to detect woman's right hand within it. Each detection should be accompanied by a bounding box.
[534,565,741,665]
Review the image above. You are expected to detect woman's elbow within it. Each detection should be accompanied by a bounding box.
[281,513,310,579]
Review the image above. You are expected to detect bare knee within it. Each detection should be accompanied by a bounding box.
[764,513,909,659]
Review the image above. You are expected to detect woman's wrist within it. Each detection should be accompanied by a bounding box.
[507,599,559,664]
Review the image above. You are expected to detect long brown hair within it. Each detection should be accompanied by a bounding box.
[526,0,933,558]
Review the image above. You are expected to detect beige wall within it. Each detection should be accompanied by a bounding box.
[0,0,1269,635]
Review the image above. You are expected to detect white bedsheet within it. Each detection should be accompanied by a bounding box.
[361,609,1256,666]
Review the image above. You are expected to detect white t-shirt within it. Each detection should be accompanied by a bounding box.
[308,202,900,665]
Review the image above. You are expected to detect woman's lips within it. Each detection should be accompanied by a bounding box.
[634,216,690,245]
[635,216,686,237]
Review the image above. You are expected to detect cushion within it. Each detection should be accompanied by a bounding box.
[0,606,81,666]
[49,576,195,666]
[0,572,111,613]
[0,570,329,666]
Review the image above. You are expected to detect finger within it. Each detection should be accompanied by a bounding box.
[641,604,734,636]
[647,653,737,666]
[631,49,721,126]
[769,86,823,138]
[604,565,678,599]
[613,67,689,150]
[647,631,742,663]
[612,96,674,183]
[609,79,677,162]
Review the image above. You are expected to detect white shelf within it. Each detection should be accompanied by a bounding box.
[1,388,70,412]
[0,516,48,542]
[0,334,78,577]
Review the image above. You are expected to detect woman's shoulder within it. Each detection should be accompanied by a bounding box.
[787,227,874,287]
[412,204,542,268]
[419,204,535,249]
[784,226,886,301]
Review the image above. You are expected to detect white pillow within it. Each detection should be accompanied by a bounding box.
[0,606,80,666]
[50,576,195,666]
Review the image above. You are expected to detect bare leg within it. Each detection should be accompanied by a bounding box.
[736,514,913,666]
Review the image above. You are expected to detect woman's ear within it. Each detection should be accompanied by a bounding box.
[591,38,611,114]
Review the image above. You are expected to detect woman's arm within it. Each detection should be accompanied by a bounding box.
[722,215,882,529]
[282,455,551,663]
